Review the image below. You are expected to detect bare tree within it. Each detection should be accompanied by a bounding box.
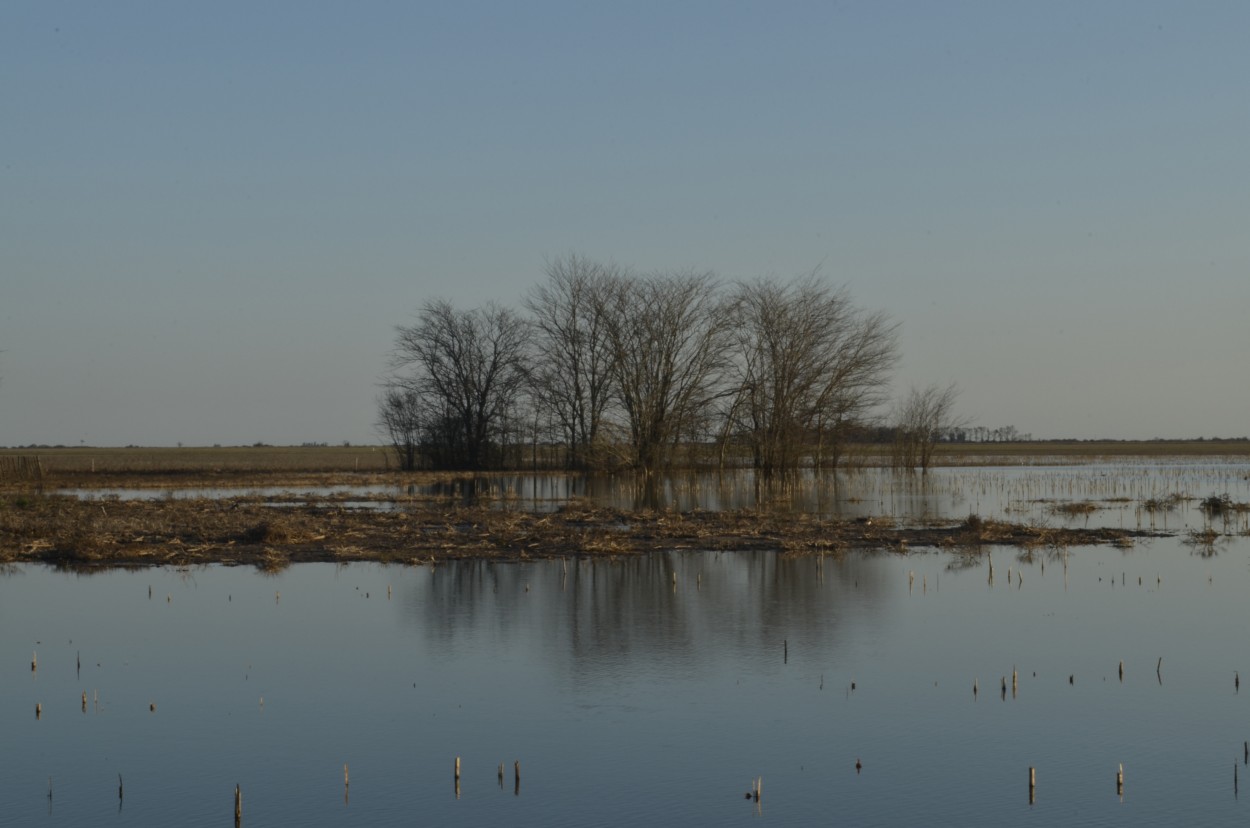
[892,383,963,472]
[523,254,617,469]
[723,277,898,476]
[603,270,731,476]
[375,385,424,471]
[389,300,531,470]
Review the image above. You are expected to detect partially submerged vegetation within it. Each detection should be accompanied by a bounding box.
[0,490,1158,571]
[1198,492,1250,517]
[2,444,1244,570]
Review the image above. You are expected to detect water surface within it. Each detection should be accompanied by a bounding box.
[5,528,1250,826]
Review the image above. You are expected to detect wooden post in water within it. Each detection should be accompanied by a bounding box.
[234,784,242,825]
[1028,767,1036,803]
[1012,668,1018,698]
[514,760,521,796]
[32,651,37,672]
[1119,660,1124,682]
[35,702,41,720]
[1116,763,1123,796]
[498,762,504,788]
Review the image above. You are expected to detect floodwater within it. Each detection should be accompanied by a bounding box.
[62,459,1250,529]
[9,461,1250,826]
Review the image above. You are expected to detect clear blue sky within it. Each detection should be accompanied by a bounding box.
[3,2,1247,446]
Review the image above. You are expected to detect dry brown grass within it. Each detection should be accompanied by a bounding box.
[0,492,1160,570]
[3,438,1249,487]
[0,445,393,480]
[1047,501,1100,517]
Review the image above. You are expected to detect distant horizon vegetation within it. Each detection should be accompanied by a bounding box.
[5,435,1250,452]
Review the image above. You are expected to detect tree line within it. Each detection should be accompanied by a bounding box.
[378,254,961,476]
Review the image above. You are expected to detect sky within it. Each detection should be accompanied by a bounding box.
[2,1,1248,446]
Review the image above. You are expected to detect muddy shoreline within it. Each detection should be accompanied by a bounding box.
[0,493,1159,570]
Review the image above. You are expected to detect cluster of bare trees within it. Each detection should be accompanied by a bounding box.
[890,383,965,472]
[379,255,901,475]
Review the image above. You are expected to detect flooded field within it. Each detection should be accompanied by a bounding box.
[5,460,1250,826]
[61,459,1250,532]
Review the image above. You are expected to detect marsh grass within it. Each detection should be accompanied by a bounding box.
[1047,500,1099,517]
[1142,493,1185,512]
[0,494,1147,569]
[1199,493,1249,516]
[1183,527,1228,557]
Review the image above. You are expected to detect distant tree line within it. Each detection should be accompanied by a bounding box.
[379,255,916,476]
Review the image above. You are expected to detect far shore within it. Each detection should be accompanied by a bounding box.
[1,438,1249,488]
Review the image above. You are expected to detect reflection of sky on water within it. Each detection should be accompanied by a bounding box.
[62,461,1250,533]
[4,525,1250,826]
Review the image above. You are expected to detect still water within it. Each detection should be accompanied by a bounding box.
[64,461,1250,528]
[5,528,1250,826]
